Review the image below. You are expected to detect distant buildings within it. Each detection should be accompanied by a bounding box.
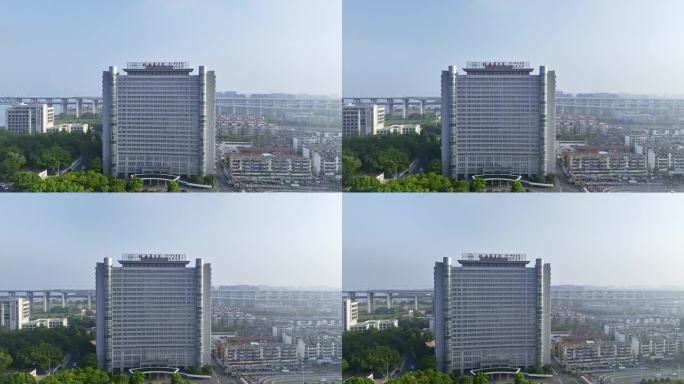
[375,124,422,136]
[434,253,551,373]
[225,147,313,190]
[24,318,68,330]
[96,254,211,373]
[46,123,89,134]
[5,103,54,134]
[0,297,30,330]
[441,61,556,179]
[102,62,216,178]
[343,299,398,333]
[342,104,385,136]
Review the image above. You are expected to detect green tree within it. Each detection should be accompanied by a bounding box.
[511,180,526,192]
[167,180,180,192]
[474,372,489,384]
[0,151,26,180]
[470,178,486,192]
[79,352,97,368]
[16,342,63,372]
[453,179,470,192]
[343,155,362,184]
[1,372,36,384]
[127,177,143,192]
[88,157,103,172]
[130,371,145,384]
[373,148,410,178]
[341,358,349,372]
[0,350,12,372]
[359,346,401,378]
[345,378,374,384]
[35,145,73,172]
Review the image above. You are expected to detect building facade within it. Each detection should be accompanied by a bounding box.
[102,62,215,178]
[5,103,54,135]
[96,254,211,373]
[441,62,556,179]
[342,104,385,136]
[434,254,551,373]
[0,297,30,330]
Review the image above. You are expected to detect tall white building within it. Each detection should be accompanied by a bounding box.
[343,299,358,331]
[441,61,556,179]
[96,254,211,373]
[342,104,385,136]
[0,297,30,330]
[5,103,54,134]
[102,62,216,178]
[434,254,551,373]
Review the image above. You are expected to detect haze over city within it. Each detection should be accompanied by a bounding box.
[342,194,684,289]
[343,0,684,96]
[0,0,341,96]
[0,194,342,290]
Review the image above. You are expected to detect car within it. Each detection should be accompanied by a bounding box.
[671,373,678,376]
[655,374,662,378]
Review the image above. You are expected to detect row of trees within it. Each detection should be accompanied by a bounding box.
[343,133,440,183]
[0,131,101,180]
[346,173,493,192]
[0,322,95,373]
[343,319,435,376]
[12,171,139,192]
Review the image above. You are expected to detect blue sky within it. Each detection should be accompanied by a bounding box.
[343,194,684,289]
[0,194,341,290]
[343,0,684,96]
[0,0,341,96]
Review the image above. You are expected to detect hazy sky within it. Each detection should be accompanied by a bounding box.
[0,0,341,96]
[0,194,341,290]
[343,0,684,96]
[343,194,684,290]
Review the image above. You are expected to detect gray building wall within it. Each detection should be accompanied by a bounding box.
[434,254,550,373]
[441,63,556,179]
[96,255,211,373]
[102,63,216,178]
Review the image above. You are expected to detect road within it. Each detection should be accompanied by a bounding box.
[257,372,341,384]
[211,354,237,384]
[598,367,682,384]
[551,359,581,384]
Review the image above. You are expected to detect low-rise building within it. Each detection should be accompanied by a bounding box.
[215,336,299,372]
[24,318,69,329]
[46,123,89,134]
[557,340,635,372]
[349,319,398,333]
[343,104,384,136]
[375,124,422,135]
[226,148,313,189]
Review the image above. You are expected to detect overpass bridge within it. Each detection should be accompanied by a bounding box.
[343,287,684,314]
[0,289,95,311]
[342,97,440,118]
[343,95,684,120]
[0,96,101,117]
[343,288,433,313]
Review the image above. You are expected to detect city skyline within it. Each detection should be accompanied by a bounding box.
[0,0,341,96]
[0,194,342,290]
[342,194,684,289]
[343,0,684,96]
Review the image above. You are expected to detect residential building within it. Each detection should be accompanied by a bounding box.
[24,318,69,330]
[5,103,54,134]
[102,62,215,178]
[0,297,30,330]
[441,62,556,178]
[375,124,422,136]
[557,340,635,372]
[349,319,398,333]
[434,254,551,373]
[96,254,211,373]
[342,104,385,136]
[46,123,89,134]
